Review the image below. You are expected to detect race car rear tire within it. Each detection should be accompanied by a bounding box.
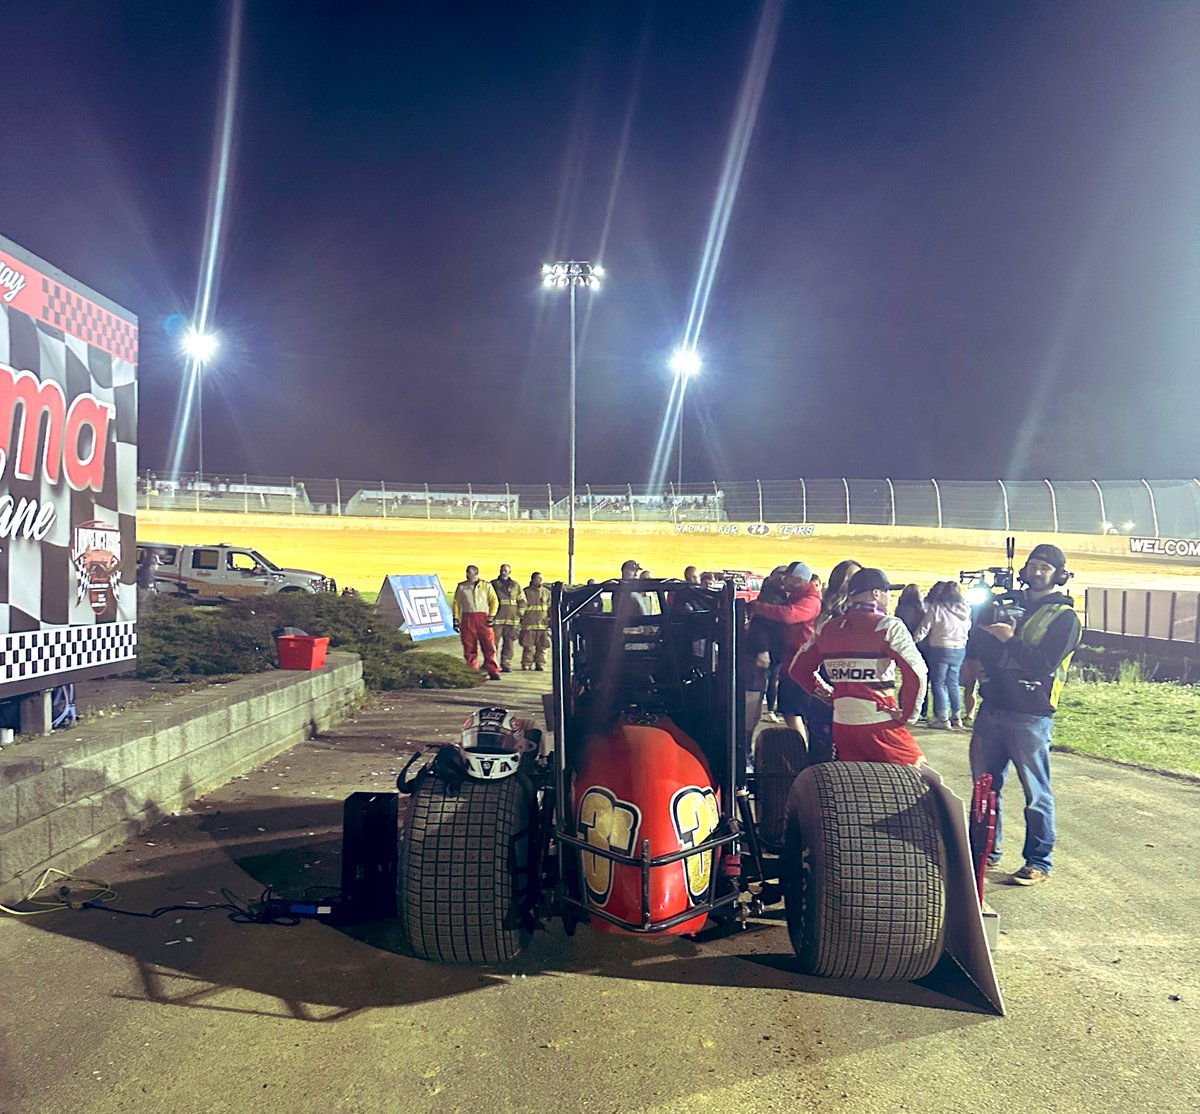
[400,773,537,964]
[783,762,946,982]
[754,727,809,852]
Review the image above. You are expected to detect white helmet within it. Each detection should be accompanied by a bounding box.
[459,707,532,779]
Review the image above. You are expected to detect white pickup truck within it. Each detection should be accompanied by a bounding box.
[136,541,336,600]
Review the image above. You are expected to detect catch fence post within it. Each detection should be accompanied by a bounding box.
[425,482,431,520]
[243,473,249,514]
[628,483,636,523]
[587,484,594,522]
[335,477,342,517]
[468,482,475,520]
[381,480,387,519]
[548,484,554,521]
[1090,479,1105,534]
[506,482,512,521]
[998,479,1010,532]
[756,479,764,523]
[1045,478,1058,533]
[800,478,807,524]
[931,478,943,530]
[1141,478,1160,537]
[290,476,296,516]
[886,477,896,526]
[842,478,850,525]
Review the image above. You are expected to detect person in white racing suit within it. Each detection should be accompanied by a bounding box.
[788,567,928,766]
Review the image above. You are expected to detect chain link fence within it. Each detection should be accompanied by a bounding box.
[137,473,1200,538]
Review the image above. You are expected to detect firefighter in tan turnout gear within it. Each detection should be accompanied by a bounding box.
[520,571,551,671]
[452,565,501,680]
[490,563,525,672]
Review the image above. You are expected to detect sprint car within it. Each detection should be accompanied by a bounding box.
[393,579,1000,1006]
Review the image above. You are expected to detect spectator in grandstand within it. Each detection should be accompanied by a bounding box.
[520,572,552,670]
[790,567,927,766]
[966,543,1081,886]
[491,563,526,673]
[913,580,971,728]
[748,561,821,745]
[452,565,501,680]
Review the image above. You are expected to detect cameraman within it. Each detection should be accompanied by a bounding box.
[966,543,1082,886]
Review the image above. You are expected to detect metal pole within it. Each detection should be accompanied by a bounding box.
[1045,478,1059,533]
[1141,478,1160,537]
[677,379,685,490]
[886,477,895,527]
[800,478,807,524]
[1090,478,1105,534]
[998,479,1010,532]
[568,281,577,585]
[931,478,943,529]
[756,478,764,522]
[197,366,204,482]
[505,482,512,521]
[425,481,431,519]
[335,477,342,517]
[842,477,850,525]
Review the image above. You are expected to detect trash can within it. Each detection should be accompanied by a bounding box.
[276,634,330,670]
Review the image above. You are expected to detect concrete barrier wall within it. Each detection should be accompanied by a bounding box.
[0,652,364,904]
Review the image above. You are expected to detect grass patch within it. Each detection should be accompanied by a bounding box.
[1055,677,1200,777]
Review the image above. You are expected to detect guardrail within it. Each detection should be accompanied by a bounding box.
[137,473,1200,538]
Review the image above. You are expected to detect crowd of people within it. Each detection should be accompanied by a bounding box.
[449,544,1081,887]
[734,546,1081,886]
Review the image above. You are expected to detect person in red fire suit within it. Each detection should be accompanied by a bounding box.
[788,567,927,765]
[452,565,501,681]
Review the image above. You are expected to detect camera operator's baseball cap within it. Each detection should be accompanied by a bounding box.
[782,561,813,581]
[1027,544,1066,570]
[846,567,895,595]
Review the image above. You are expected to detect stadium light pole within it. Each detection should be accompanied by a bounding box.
[669,347,702,490]
[182,327,219,480]
[541,261,603,585]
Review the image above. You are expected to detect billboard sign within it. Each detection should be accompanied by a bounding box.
[376,574,455,640]
[0,234,138,696]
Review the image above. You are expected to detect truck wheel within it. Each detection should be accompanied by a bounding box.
[754,727,808,852]
[400,773,537,964]
[783,762,946,982]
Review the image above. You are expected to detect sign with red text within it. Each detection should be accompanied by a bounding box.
[0,234,137,696]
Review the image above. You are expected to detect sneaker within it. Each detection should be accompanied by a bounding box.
[929,719,950,730]
[767,711,783,723]
[950,717,963,729]
[501,666,511,673]
[1009,865,1049,886]
[535,665,545,672]
[487,673,502,681]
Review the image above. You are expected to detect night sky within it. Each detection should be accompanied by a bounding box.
[2,1,1197,486]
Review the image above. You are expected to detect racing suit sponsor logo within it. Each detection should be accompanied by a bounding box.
[1129,536,1200,558]
[577,787,640,906]
[825,659,881,683]
[670,786,720,903]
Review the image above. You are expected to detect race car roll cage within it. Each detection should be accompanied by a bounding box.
[547,578,769,934]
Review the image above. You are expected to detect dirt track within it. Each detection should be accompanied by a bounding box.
[137,513,1198,598]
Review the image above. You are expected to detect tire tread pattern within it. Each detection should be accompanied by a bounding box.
[400,775,532,964]
[787,762,946,982]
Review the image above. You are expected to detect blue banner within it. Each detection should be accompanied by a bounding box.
[377,574,455,641]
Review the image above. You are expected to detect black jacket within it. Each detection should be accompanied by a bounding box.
[966,590,1082,716]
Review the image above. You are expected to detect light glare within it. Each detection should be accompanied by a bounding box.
[670,348,702,378]
[183,328,218,363]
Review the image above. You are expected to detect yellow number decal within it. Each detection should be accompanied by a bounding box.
[577,787,639,905]
[671,787,720,902]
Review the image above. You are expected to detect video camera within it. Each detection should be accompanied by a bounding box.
[959,536,1025,626]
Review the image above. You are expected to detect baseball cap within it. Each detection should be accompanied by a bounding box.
[1027,544,1066,569]
[782,561,813,581]
[846,567,894,595]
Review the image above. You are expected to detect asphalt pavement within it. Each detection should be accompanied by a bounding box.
[1,668,1197,1114]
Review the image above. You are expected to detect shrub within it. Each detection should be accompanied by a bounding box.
[135,591,482,691]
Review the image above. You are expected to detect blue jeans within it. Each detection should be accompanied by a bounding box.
[968,704,1055,873]
[927,645,965,722]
